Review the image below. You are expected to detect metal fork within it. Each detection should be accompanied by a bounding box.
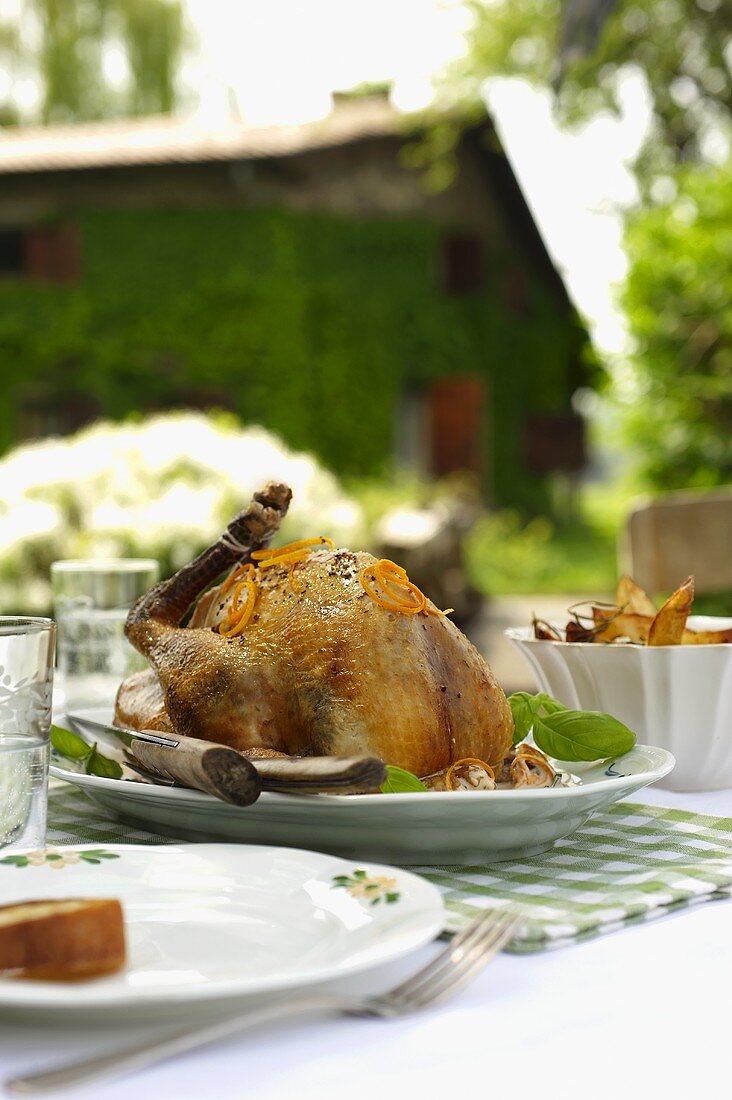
[6,908,521,1096]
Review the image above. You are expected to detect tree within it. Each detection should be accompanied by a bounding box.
[457,0,732,183]
[449,1,732,490]
[0,0,184,125]
[620,160,732,488]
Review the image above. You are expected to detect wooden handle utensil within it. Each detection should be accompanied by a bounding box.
[249,755,387,794]
[130,734,262,806]
[65,714,384,799]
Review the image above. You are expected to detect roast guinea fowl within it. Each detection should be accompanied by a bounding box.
[115,481,514,777]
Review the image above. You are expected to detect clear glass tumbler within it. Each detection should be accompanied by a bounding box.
[0,617,55,852]
[51,559,159,712]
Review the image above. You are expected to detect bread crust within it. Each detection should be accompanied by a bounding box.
[0,898,126,981]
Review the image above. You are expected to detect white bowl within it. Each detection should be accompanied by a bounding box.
[507,616,732,792]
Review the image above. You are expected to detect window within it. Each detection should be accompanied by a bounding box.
[20,391,101,441]
[25,224,80,282]
[0,223,80,282]
[502,267,528,315]
[428,375,485,477]
[0,229,24,275]
[523,412,586,473]
[440,233,484,294]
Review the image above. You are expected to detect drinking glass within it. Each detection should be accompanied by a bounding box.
[0,617,55,852]
[51,560,159,712]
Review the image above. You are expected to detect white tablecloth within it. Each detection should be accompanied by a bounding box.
[1,784,730,1100]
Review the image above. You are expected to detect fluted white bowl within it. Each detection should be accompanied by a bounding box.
[507,616,732,792]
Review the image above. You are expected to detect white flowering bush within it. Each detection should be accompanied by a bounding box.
[0,412,363,614]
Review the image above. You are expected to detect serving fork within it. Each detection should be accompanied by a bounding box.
[6,908,522,1096]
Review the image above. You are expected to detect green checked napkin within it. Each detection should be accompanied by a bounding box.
[46,783,732,954]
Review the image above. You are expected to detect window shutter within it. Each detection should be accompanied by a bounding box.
[428,375,485,477]
[23,223,80,282]
[440,234,484,294]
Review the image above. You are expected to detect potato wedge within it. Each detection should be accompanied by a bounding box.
[592,607,653,644]
[615,575,657,616]
[533,618,562,641]
[530,574,727,645]
[565,619,597,642]
[648,576,695,646]
[681,627,732,645]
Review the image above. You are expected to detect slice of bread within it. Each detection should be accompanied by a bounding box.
[0,898,126,981]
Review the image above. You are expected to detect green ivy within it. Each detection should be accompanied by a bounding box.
[0,206,583,511]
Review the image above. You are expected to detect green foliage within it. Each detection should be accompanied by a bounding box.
[464,509,617,595]
[1,0,184,124]
[620,160,732,489]
[0,206,579,513]
[119,0,184,116]
[459,0,732,179]
[445,2,732,498]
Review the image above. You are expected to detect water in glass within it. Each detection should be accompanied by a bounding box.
[0,617,55,852]
[0,736,48,850]
[52,560,158,711]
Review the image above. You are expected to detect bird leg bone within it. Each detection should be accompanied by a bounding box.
[125,481,292,642]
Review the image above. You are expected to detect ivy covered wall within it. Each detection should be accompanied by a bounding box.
[0,206,585,510]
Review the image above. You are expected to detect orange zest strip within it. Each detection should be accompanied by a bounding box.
[375,561,425,611]
[219,580,258,638]
[219,562,256,598]
[359,558,453,617]
[251,537,334,561]
[445,758,496,791]
[358,567,419,614]
[378,559,408,579]
[258,549,312,570]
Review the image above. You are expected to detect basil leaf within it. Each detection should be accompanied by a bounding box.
[507,692,541,745]
[532,710,636,762]
[536,694,568,716]
[84,745,123,780]
[380,765,427,793]
[509,692,570,745]
[50,725,92,761]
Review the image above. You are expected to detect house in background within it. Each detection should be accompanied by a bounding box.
[0,92,592,512]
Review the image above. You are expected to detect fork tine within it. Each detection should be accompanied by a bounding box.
[383,909,502,1002]
[402,911,519,1006]
[408,912,522,1011]
[384,909,517,1004]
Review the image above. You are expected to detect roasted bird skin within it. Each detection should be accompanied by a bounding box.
[116,483,513,776]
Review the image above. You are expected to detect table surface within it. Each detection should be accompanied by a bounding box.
[1,783,730,1100]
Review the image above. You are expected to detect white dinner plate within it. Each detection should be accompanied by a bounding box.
[0,843,443,1022]
[49,708,676,865]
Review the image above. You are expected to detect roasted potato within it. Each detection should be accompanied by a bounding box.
[615,575,657,617]
[532,573,730,646]
[648,576,694,646]
[593,607,652,644]
[682,626,732,644]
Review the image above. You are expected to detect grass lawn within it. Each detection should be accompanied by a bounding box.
[463,510,617,597]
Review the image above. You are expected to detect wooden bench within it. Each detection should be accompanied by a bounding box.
[621,488,732,594]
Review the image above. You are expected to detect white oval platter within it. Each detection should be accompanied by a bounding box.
[49,710,675,865]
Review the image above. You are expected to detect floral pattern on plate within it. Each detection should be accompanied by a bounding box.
[332,869,401,905]
[0,847,120,869]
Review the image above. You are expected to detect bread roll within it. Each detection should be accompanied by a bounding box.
[0,898,126,981]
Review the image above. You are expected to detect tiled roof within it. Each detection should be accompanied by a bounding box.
[0,99,401,175]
